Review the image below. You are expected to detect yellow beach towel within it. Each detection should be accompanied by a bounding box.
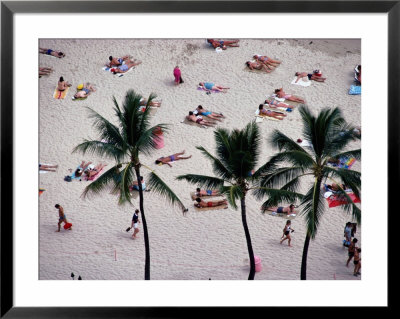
[53,86,69,99]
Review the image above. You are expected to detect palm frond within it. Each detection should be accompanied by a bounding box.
[147,171,187,211]
[323,166,361,198]
[220,184,244,210]
[258,188,304,210]
[257,166,310,192]
[268,130,309,153]
[329,149,361,162]
[72,140,126,163]
[176,174,225,190]
[81,164,122,199]
[196,146,233,181]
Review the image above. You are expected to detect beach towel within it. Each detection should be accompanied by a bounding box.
[102,65,134,77]
[197,86,222,94]
[84,167,104,181]
[291,77,312,87]
[53,86,69,99]
[262,207,296,219]
[328,156,356,169]
[349,85,361,95]
[193,203,228,211]
[72,96,87,101]
[326,193,361,208]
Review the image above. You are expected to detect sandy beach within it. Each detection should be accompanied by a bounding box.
[39,38,361,280]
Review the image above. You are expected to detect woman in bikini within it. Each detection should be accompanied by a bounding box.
[186,111,216,127]
[258,105,287,120]
[155,151,192,167]
[245,61,272,73]
[199,82,230,92]
[207,39,239,50]
[264,99,295,109]
[74,83,96,99]
[84,163,107,179]
[110,59,142,74]
[57,76,72,91]
[253,54,281,67]
[295,71,326,83]
[195,197,228,208]
[195,105,224,121]
[39,48,65,58]
[274,88,305,103]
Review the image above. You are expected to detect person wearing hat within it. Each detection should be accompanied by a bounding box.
[74,83,96,99]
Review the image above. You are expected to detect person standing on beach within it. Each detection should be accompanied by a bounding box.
[346,238,358,267]
[174,66,183,85]
[353,248,361,276]
[344,222,353,246]
[131,209,140,239]
[280,220,294,247]
[55,204,70,232]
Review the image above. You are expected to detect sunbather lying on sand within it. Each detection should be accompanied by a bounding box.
[199,82,230,92]
[245,61,272,73]
[84,163,107,179]
[295,71,326,83]
[253,54,281,67]
[258,105,287,120]
[195,105,224,121]
[325,183,350,192]
[39,163,58,172]
[207,39,239,50]
[74,83,96,99]
[274,88,305,103]
[106,55,131,67]
[186,111,216,127]
[71,161,93,178]
[57,76,72,91]
[264,99,295,109]
[195,188,221,197]
[195,197,228,208]
[110,59,142,74]
[39,67,53,77]
[155,151,192,167]
[263,204,297,215]
[39,48,65,58]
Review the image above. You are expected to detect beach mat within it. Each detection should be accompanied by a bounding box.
[102,65,134,77]
[53,87,69,99]
[326,193,361,208]
[349,85,361,95]
[72,96,88,101]
[291,77,312,87]
[193,203,228,211]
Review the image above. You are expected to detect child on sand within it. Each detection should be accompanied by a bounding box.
[55,204,71,232]
[280,220,294,246]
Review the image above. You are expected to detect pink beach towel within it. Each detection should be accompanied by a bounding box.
[85,168,104,181]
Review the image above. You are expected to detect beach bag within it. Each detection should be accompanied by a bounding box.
[64,176,72,182]
[64,223,72,230]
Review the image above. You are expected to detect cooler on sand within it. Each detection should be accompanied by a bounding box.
[254,255,262,272]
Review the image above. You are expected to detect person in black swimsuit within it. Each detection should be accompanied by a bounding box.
[280,220,294,247]
[131,209,140,239]
[295,71,326,82]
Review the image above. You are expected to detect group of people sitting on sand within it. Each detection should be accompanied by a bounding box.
[246,54,281,73]
[206,39,240,50]
[106,55,142,74]
[65,161,107,181]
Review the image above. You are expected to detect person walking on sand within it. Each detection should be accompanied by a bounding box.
[344,222,353,246]
[280,220,294,246]
[174,66,184,85]
[131,209,140,239]
[155,151,192,167]
[55,204,70,232]
[346,238,358,267]
[353,248,361,276]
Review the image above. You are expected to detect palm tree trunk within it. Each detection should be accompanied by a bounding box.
[300,233,311,280]
[240,197,255,280]
[134,167,150,280]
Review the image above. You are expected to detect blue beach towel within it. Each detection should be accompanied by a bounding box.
[349,85,361,95]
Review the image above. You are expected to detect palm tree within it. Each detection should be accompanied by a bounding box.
[73,89,187,280]
[176,121,302,279]
[254,105,361,280]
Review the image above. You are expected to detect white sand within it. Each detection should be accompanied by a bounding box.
[39,39,361,280]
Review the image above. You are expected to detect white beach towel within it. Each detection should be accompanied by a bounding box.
[291,77,312,87]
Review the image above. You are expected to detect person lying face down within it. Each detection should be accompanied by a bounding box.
[194,197,228,208]
[155,151,192,167]
[195,105,224,121]
[195,188,221,197]
[186,111,215,127]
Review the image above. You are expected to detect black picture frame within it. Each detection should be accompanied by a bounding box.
[1,1,394,317]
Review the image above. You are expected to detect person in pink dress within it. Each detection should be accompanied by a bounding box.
[174,66,183,85]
